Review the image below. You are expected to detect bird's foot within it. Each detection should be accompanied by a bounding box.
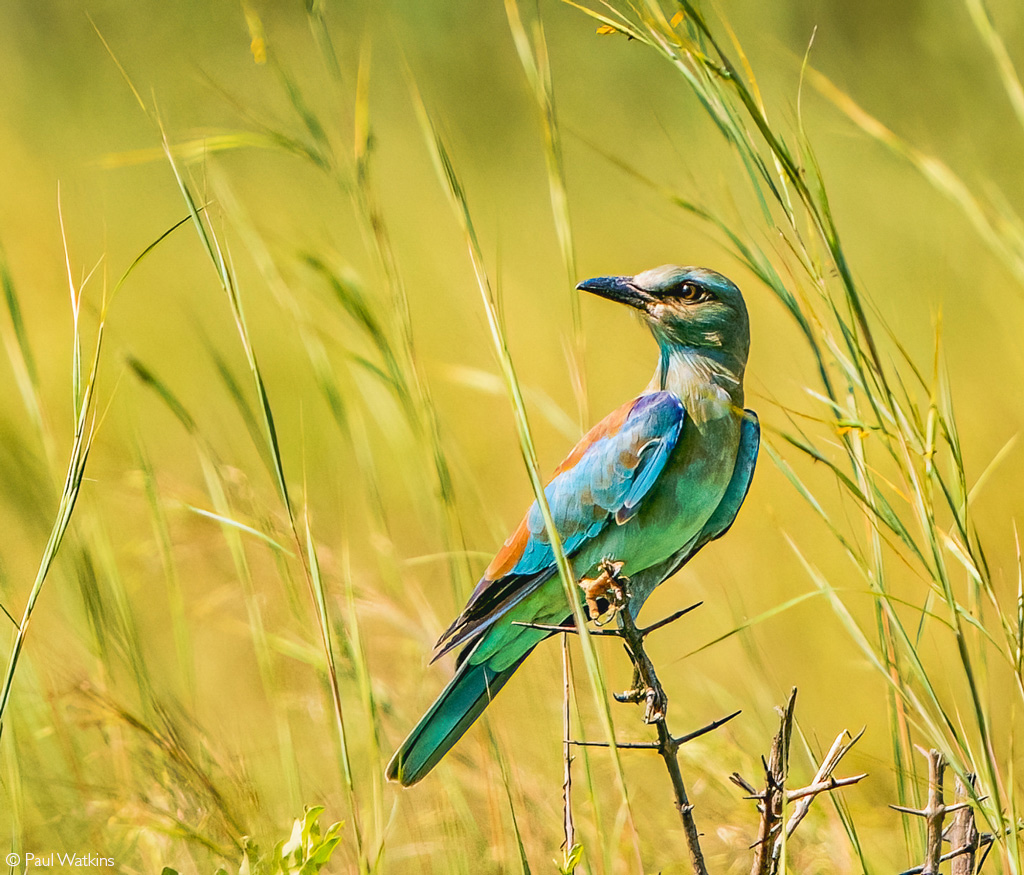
[641,682,667,724]
[614,667,667,723]
[579,558,628,623]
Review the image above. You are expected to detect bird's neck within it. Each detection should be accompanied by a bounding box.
[646,344,745,423]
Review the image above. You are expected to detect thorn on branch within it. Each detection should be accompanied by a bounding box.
[638,602,703,637]
[730,772,759,796]
[785,773,868,803]
[674,709,742,747]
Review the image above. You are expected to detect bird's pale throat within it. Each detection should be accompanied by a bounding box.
[650,345,744,422]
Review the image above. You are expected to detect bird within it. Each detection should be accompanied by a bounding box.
[386,264,759,786]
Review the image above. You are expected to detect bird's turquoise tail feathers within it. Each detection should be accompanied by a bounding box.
[386,646,534,786]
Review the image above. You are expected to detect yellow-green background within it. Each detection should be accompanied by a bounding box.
[1,1,1022,872]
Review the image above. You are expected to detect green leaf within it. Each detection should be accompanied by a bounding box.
[557,843,584,874]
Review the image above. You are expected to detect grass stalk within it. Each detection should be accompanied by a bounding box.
[409,79,645,868]
[160,132,370,872]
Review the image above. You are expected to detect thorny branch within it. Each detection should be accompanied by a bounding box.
[894,750,997,875]
[748,688,795,875]
[612,587,717,875]
[519,559,865,875]
[518,561,724,875]
[950,774,981,875]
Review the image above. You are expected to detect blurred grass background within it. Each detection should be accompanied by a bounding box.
[1,0,1023,872]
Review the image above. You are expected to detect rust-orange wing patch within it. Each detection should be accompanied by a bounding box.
[483,397,637,581]
[484,516,531,580]
[551,397,636,478]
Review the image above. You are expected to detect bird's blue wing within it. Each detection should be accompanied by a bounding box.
[435,392,685,658]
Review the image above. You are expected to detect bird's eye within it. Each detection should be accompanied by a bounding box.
[678,282,704,302]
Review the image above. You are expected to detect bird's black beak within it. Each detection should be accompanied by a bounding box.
[576,275,653,312]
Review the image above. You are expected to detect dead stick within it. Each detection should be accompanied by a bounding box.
[616,601,710,875]
[752,687,796,875]
[783,728,864,841]
[561,635,575,855]
[950,773,979,875]
[922,750,946,875]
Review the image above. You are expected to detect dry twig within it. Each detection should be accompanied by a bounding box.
[730,689,866,875]
[520,562,720,875]
[894,754,997,875]
[561,636,575,858]
[750,688,796,875]
[612,597,718,875]
[950,773,981,875]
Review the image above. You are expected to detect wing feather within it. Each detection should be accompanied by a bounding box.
[435,392,685,659]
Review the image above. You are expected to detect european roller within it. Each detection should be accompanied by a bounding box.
[387,265,759,786]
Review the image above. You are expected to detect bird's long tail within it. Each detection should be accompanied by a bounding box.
[386,646,534,786]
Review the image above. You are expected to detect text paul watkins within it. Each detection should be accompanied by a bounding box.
[9,852,115,868]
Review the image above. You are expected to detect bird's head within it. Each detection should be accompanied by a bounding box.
[577,265,750,369]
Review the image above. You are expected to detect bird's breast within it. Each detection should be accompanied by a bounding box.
[579,412,741,576]
[655,412,741,527]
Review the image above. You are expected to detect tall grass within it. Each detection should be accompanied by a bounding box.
[563,0,1024,869]
[0,197,187,730]
[0,202,103,732]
